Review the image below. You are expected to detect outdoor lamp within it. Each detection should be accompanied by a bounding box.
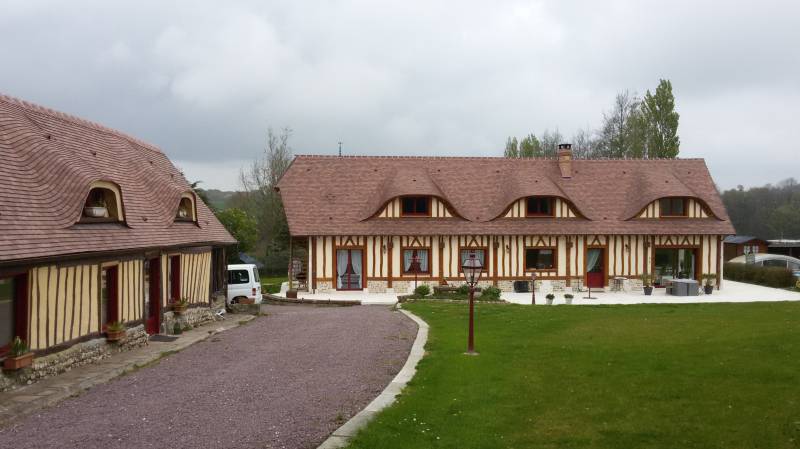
[461,251,483,287]
[461,250,482,355]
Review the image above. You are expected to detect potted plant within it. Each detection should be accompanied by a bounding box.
[105,321,126,342]
[3,337,33,371]
[564,293,574,305]
[702,274,716,294]
[546,293,555,305]
[641,274,654,296]
[171,298,189,314]
[173,322,183,335]
[83,192,108,218]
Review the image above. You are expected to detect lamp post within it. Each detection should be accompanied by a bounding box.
[530,271,536,305]
[461,250,483,355]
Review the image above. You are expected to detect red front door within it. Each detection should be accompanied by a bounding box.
[145,258,161,335]
[586,248,605,288]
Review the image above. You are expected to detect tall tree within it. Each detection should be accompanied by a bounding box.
[596,90,644,158]
[641,79,680,158]
[519,134,543,157]
[216,208,258,262]
[570,127,595,159]
[539,129,563,157]
[238,127,294,273]
[504,136,519,158]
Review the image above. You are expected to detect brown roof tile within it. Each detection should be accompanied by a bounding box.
[277,155,735,236]
[0,93,236,265]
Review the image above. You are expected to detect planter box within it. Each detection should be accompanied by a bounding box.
[3,352,34,371]
[286,290,298,299]
[106,329,125,342]
[704,285,714,295]
[643,286,653,296]
[172,304,188,314]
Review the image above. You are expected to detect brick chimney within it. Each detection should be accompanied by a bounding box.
[557,143,572,178]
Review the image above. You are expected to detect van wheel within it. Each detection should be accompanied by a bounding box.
[231,296,246,305]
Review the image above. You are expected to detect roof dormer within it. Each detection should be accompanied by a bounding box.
[376,196,454,218]
[503,196,579,218]
[175,192,197,222]
[79,181,125,223]
[637,197,712,219]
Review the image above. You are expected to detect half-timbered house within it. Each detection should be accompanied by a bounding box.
[277,147,735,294]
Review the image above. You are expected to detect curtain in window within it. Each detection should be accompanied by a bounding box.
[586,249,601,272]
[351,250,362,278]
[336,250,349,289]
[418,250,429,272]
[403,250,413,272]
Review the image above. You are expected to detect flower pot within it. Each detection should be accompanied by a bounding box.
[704,285,714,295]
[286,290,298,299]
[3,352,33,371]
[172,303,188,314]
[565,298,573,305]
[106,329,125,342]
[546,298,554,305]
[84,206,108,218]
[643,286,653,296]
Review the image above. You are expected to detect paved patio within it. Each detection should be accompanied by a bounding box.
[280,281,800,306]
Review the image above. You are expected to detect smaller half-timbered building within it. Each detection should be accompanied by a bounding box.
[0,94,235,363]
[277,148,735,294]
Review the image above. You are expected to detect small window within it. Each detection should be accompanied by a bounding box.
[459,249,487,272]
[401,196,430,216]
[82,186,123,222]
[525,248,556,270]
[228,270,250,284]
[0,278,14,351]
[659,198,687,217]
[526,197,553,216]
[176,194,197,222]
[252,268,260,283]
[403,249,430,274]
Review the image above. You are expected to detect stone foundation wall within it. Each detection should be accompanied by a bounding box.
[162,306,215,334]
[315,280,334,293]
[366,280,388,293]
[0,325,148,392]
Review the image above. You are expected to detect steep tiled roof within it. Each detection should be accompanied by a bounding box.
[277,155,735,236]
[0,93,235,265]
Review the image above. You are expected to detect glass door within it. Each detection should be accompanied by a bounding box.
[654,248,697,286]
[336,249,363,290]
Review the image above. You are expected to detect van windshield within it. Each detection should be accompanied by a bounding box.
[228,270,250,284]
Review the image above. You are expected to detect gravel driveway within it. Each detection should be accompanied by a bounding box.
[0,305,417,449]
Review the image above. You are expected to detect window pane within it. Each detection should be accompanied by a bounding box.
[0,278,14,348]
[460,249,486,270]
[228,270,250,284]
[401,197,416,214]
[540,200,551,215]
[672,198,685,215]
[415,197,429,214]
[527,198,552,215]
[525,249,554,269]
[403,249,430,273]
[659,198,671,215]
[100,270,108,326]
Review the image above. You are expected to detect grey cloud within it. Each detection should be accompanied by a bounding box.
[1,0,798,190]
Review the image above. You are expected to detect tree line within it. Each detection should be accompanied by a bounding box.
[721,178,800,240]
[504,79,680,159]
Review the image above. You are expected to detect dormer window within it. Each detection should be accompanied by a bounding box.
[660,198,687,217]
[401,196,431,217]
[81,182,124,223]
[526,197,554,217]
[176,193,197,222]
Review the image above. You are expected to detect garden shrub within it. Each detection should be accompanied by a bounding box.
[414,284,431,297]
[456,284,470,295]
[481,286,502,301]
[723,263,795,288]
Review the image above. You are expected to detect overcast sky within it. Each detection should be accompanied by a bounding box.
[2,0,798,191]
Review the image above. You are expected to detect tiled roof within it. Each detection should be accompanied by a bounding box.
[277,155,736,236]
[0,93,236,265]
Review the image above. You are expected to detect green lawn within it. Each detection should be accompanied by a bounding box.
[348,301,800,449]
[260,275,287,294]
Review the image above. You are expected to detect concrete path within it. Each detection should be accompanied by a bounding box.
[0,305,417,449]
[504,280,800,305]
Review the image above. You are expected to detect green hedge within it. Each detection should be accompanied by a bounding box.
[723,262,796,288]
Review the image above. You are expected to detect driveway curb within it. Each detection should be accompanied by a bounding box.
[316,306,429,449]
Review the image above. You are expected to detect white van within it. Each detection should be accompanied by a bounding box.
[227,264,262,304]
